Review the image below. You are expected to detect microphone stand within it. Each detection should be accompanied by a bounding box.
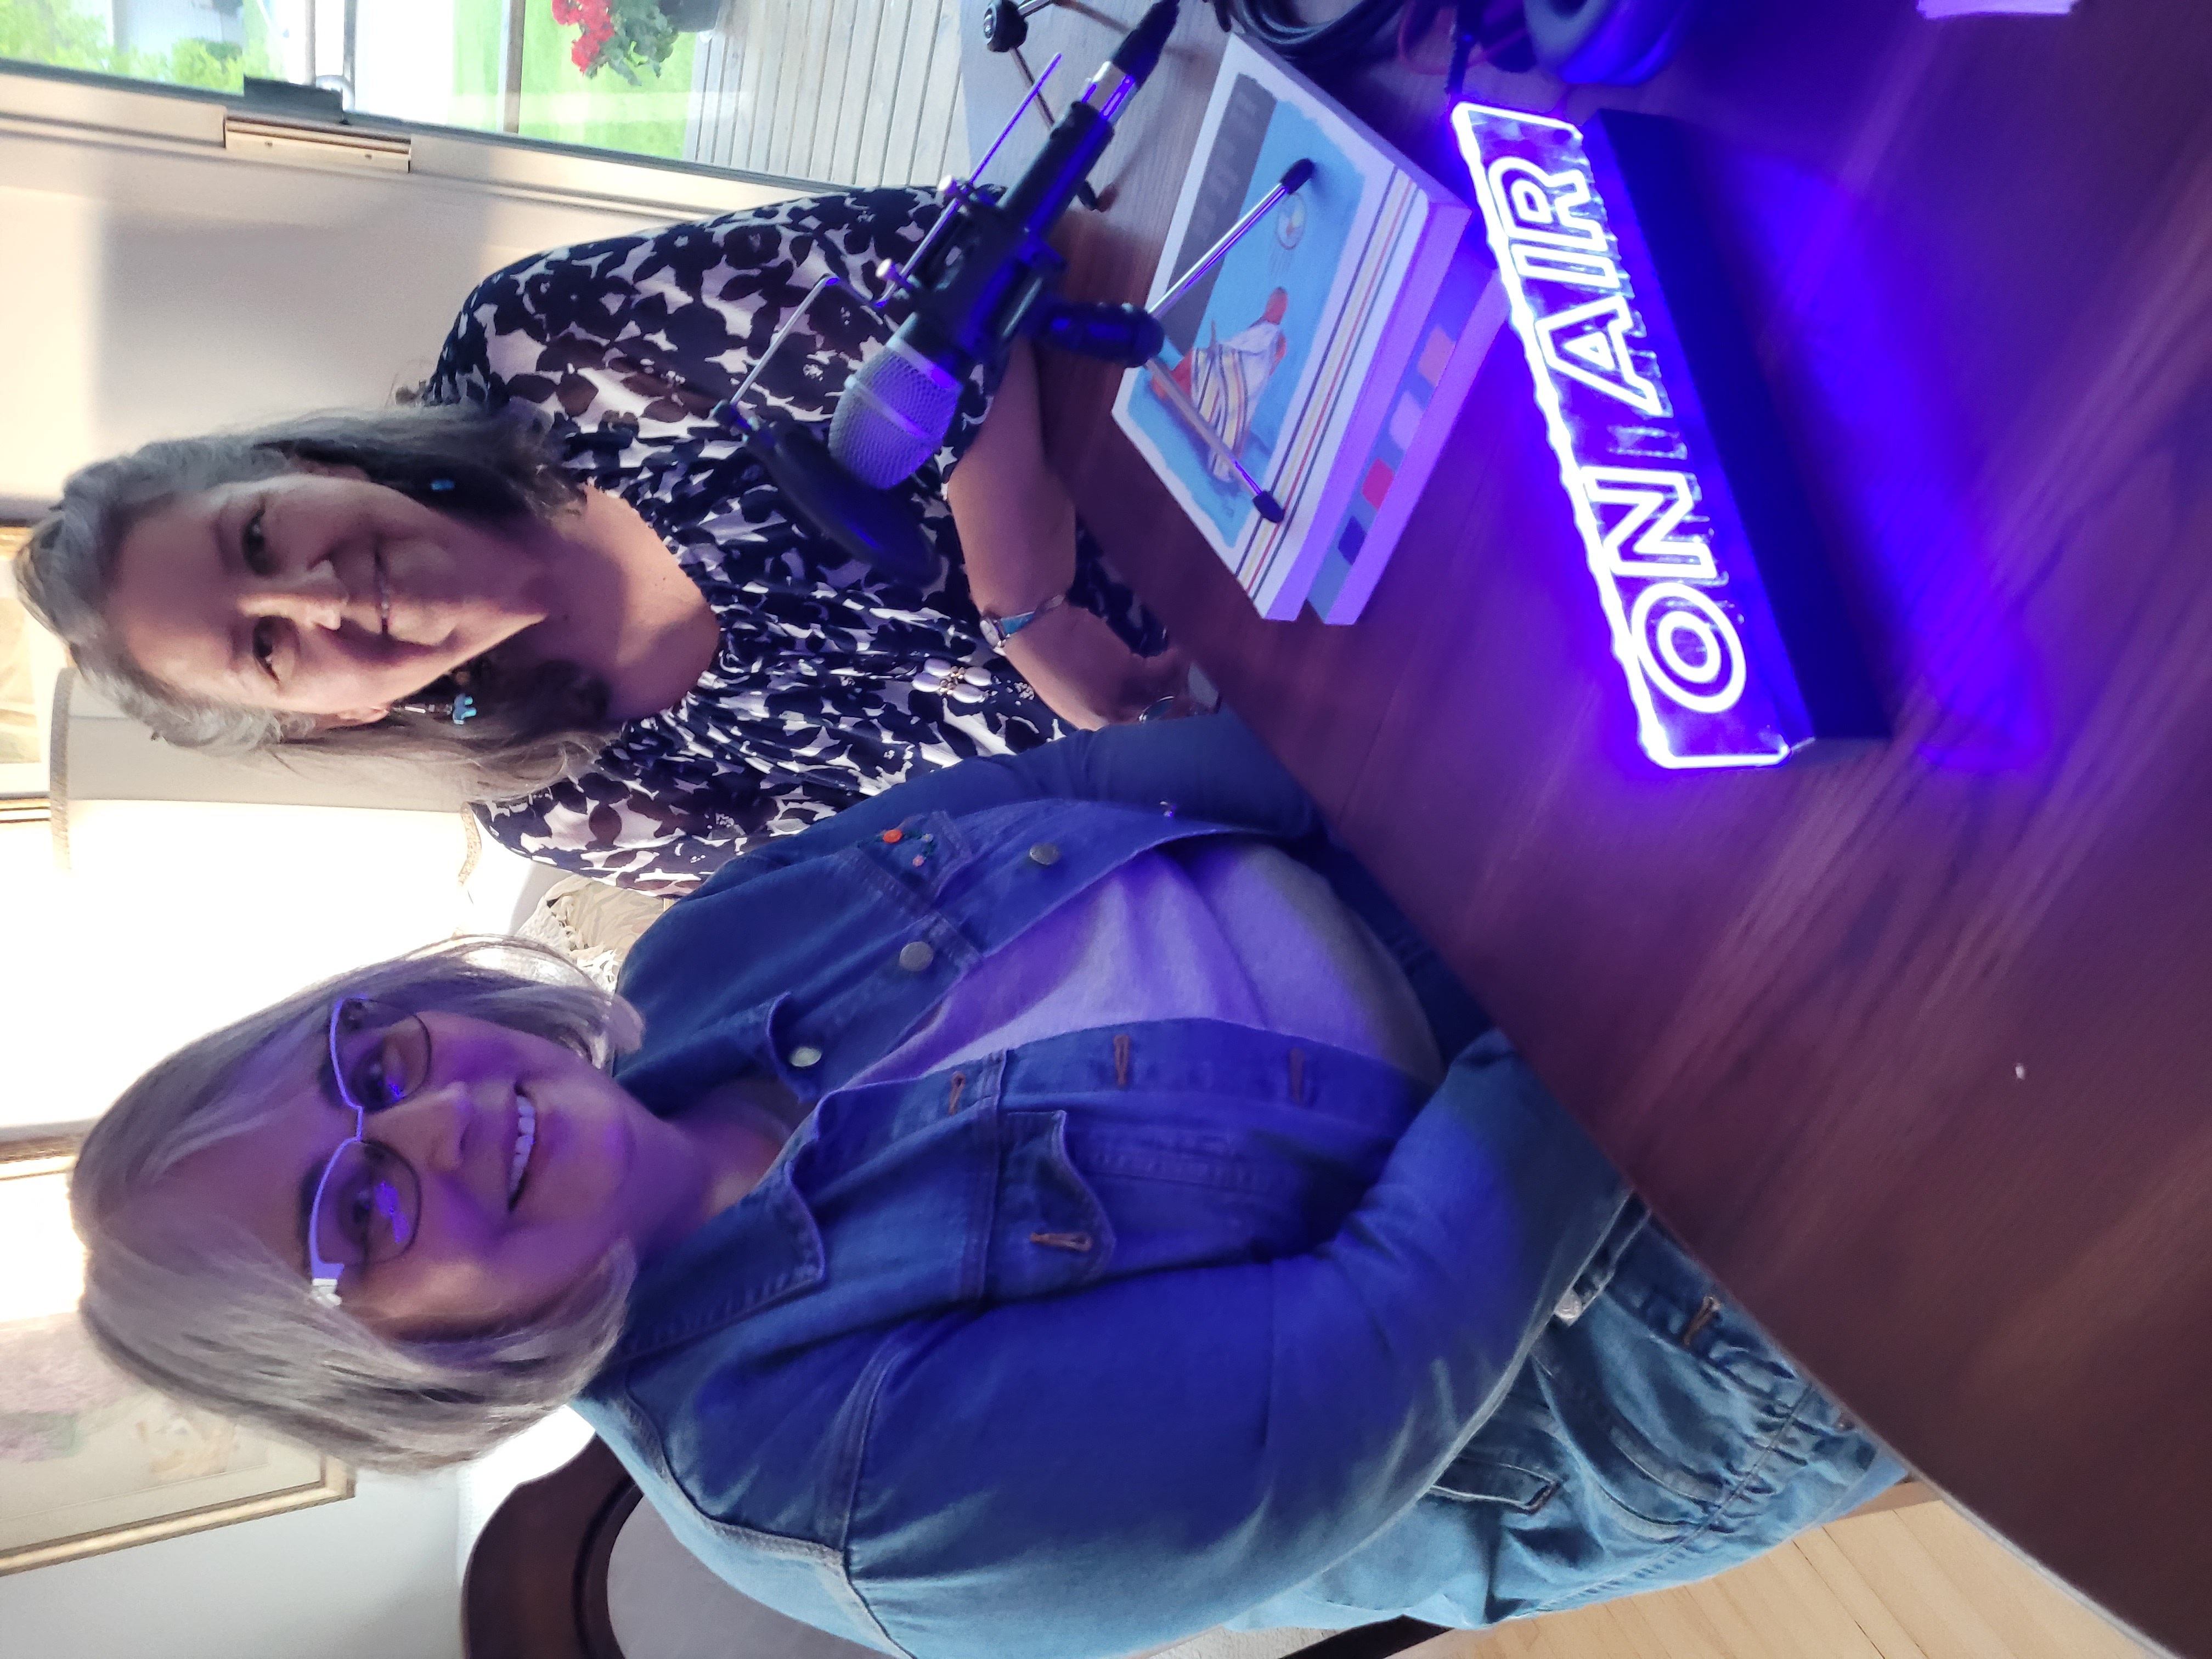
[982,0,1062,54]
[709,49,1089,584]
[1007,44,1102,211]
[1132,157,1317,524]
[726,4,1252,578]
[709,272,950,584]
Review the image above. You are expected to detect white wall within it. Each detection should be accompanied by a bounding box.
[0,804,522,1133]
[0,1467,464,1659]
[0,150,584,510]
[0,670,550,1138]
[0,64,795,510]
[0,182,104,515]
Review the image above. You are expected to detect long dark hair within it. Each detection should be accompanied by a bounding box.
[16,404,617,800]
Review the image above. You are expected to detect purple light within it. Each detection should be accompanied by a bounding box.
[1454,102,1838,769]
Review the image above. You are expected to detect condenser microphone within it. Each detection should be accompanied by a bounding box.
[827,336,966,493]
[827,0,1181,488]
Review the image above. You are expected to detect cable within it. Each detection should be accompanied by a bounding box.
[1218,0,1412,66]
[1397,0,1529,91]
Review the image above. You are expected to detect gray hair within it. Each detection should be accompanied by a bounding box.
[70,938,647,1472]
[15,404,611,802]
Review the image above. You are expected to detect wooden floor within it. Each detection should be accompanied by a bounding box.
[1426,1503,2148,1659]
[684,0,968,188]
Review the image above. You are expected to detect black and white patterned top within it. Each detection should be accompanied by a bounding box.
[422,187,1163,894]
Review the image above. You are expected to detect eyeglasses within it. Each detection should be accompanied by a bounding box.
[306,997,433,1306]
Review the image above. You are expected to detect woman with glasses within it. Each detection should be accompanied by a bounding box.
[16,188,1195,895]
[70,718,1898,1658]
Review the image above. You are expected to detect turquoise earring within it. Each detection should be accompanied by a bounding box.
[394,659,482,726]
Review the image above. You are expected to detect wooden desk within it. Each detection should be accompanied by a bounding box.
[963,3,2212,1651]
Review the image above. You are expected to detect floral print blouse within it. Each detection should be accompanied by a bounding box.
[421,185,1161,894]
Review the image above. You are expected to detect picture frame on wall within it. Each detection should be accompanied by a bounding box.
[0,1132,353,1576]
[1,523,53,825]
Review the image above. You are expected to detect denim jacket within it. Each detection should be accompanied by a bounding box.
[577,718,1632,1659]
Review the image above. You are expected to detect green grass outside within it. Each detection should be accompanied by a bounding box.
[0,0,280,93]
[0,0,691,160]
[451,0,695,160]
[453,1,501,110]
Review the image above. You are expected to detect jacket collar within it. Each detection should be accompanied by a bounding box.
[606,1142,826,1368]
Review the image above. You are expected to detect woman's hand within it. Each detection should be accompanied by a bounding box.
[1004,621,1194,730]
[946,340,1178,729]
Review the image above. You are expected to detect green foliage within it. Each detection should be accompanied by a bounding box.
[161,37,244,91]
[0,0,279,92]
[593,1,675,86]
[0,0,115,70]
[550,0,677,85]
[503,0,693,159]
[3,0,691,161]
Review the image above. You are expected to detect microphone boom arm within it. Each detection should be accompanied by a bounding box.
[887,0,1182,379]
[780,2,1184,570]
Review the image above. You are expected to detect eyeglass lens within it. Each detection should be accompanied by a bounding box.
[317,1001,433,1271]
[313,1139,421,1270]
[333,1001,433,1113]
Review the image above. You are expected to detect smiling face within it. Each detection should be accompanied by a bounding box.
[150,1012,709,1339]
[104,470,555,724]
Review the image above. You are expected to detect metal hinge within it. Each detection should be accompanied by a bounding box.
[222,78,408,172]
[222,114,409,172]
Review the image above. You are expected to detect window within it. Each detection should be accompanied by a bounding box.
[0,0,969,185]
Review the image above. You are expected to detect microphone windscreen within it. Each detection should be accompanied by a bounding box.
[829,335,964,489]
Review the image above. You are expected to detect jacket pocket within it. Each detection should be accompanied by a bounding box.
[1430,1451,1561,1514]
[1520,1309,1734,1541]
[987,1109,1116,1300]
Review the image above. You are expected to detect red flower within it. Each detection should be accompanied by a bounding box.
[556,0,663,77]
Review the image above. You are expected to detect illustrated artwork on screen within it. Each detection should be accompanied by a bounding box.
[1114,36,1504,623]
[0,1137,351,1575]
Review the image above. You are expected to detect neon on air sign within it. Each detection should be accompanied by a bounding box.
[1453,103,1882,768]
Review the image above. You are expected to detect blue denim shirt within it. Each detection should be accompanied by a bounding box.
[577,719,1632,1659]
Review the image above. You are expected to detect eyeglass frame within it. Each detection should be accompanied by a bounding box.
[306,996,431,1306]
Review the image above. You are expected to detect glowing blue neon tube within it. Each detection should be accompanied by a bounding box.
[1453,103,1883,768]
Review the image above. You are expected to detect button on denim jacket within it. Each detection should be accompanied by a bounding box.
[578,719,1630,1659]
